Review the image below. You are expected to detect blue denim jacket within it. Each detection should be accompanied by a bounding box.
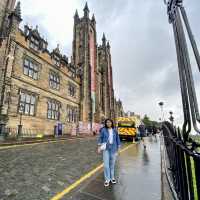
[98,127,121,153]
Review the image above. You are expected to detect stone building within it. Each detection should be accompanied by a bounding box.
[98,34,115,122]
[0,0,16,40]
[0,0,16,101]
[0,1,121,136]
[114,99,125,120]
[72,3,115,124]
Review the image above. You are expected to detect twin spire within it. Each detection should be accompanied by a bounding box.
[74,2,95,22]
[102,33,110,48]
[84,2,89,13]
[74,3,110,49]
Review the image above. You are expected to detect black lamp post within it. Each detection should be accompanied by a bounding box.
[158,101,164,121]
[0,119,6,140]
[18,104,24,138]
[169,111,174,125]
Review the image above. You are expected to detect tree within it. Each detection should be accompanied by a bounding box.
[142,115,160,128]
[142,115,152,127]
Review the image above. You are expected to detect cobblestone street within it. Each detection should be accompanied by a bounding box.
[0,136,161,200]
[0,137,102,200]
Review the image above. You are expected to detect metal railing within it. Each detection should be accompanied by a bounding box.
[162,122,200,200]
[162,1,200,198]
[2,127,46,139]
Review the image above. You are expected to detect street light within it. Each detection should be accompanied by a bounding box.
[158,101,165,121]
[18,104,24,138]
[169,111,174,125]
[0,119,6,140]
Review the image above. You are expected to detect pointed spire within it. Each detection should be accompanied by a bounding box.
[92,14,96,23]
[102,33,106,46]
[74,9,79,19]
[74,9,79,23]
[107,41,110,49]
[84,2,89,12]
[83,2,89,18]
[13,1,22,21]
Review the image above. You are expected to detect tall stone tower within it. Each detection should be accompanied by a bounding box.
[0,0,16,40]
[0,1,21,134]
[98,34,115,121]
[72,3,98,123]
[106,41,115,120]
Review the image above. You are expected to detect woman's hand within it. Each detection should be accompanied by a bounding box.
[97,146,101,154]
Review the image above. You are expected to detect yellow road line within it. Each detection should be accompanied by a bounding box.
[0,140,59,150]
[50,144,134,200]
[0,137,86,150]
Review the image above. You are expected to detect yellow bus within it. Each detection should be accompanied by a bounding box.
[116,117,137,141]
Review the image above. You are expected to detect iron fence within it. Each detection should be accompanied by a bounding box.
[2,127,47,138]
[162,1,200,198]
[162,121,200,200]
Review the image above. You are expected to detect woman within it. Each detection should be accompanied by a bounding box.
[97,119,121,187]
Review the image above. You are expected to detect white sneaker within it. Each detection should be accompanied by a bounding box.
[104,181,110,187]
[111,179,117,184]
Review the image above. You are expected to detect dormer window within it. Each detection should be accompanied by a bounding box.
[51,44,61,67]
[30,37,39,51]
[42,41,47,51]
[53,55,60,67]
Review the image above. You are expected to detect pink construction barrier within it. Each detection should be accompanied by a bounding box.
[74,122,101,136]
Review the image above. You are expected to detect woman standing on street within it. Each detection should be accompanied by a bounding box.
[97,119,121,187]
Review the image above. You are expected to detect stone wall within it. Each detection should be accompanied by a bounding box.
[6,30,80,136]
[0,0,7,33]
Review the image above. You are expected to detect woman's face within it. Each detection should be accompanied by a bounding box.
[106,120,112,128]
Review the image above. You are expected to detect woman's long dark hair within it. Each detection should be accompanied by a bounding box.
[104,119,115,129]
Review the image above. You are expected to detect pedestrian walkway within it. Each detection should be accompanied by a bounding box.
[65,136,161,200]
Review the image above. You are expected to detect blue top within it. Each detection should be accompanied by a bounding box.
[98,127,121,153]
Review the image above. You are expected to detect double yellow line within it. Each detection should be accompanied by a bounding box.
[50,144,133,200]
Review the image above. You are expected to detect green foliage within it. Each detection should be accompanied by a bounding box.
[142,114,159,127]
[142,115,152,127]
[151,121,160,127]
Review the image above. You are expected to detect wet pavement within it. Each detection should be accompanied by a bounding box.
[0,135,161,200]
[65,136,161,200]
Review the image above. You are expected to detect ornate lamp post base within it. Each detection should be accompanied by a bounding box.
[17,124,22,139]
[0,122,6,141]
[0,115,9,140]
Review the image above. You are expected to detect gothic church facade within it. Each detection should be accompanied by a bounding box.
[0,1,123,136]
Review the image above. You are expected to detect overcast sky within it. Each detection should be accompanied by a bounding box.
[19,0,200,125]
